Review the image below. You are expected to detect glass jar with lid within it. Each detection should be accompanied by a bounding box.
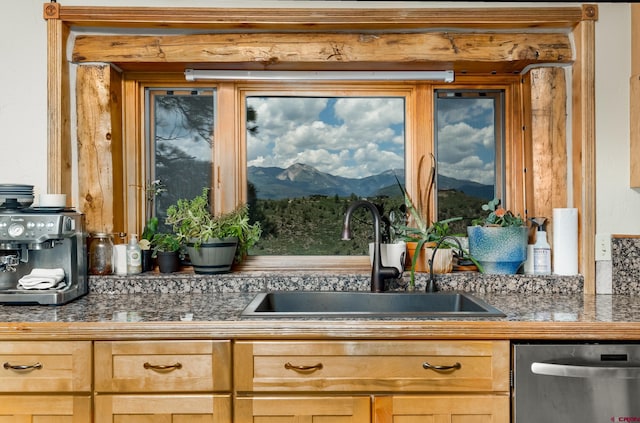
[89,232,114,275]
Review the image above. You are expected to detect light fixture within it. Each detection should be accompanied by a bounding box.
[185,69,454,83]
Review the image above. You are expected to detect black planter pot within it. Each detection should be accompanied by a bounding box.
[156,251,180,273]
[141,249,154,272]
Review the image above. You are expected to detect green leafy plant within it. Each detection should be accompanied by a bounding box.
[139,216,159,251]
[165,187,261,263]
[151,232,182,257]
[471,198,525,227]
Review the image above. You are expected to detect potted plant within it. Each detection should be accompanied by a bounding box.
[151,232,182,273]
[140,216,158,272]
[165,187,261,274]
[467,198,527,274]
[393,160,466,286]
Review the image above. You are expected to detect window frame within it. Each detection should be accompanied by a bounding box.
[124,76,522,272]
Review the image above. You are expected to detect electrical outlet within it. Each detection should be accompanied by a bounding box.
[595,233,611,261]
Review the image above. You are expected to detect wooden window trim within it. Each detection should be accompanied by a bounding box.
[45,4,597,292]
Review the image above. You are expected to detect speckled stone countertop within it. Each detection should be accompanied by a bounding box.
[1,271,639,341]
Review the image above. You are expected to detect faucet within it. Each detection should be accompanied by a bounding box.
[426,235,463,293]
[341,200,400,292]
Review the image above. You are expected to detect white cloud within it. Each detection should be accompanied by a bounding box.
[247,96,405,178]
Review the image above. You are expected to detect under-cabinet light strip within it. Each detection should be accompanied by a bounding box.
[185,69,454,83]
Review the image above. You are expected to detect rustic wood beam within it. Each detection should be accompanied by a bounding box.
[529,67,568,245]
[72,32,573,74]
[57,6,585,31]
[76,65,124,234]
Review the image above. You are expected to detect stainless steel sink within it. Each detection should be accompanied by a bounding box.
[241,291,505,318]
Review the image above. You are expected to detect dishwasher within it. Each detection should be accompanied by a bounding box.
[513,343,640,422]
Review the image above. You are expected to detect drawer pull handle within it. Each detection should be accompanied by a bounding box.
[3,362,43,371]
[422,361,461,371]
[143,362,183,371]
[284,362,323,372]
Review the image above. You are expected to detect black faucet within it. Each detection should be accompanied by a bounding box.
[426,235,463,293]
[341,200,400,292]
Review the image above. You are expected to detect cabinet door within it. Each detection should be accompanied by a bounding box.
[0,341,91,392]
[0,395,91,422]
[373,395,509,423]
[95,394,231,423]
[235,396,371,423]
[95,340,231,392]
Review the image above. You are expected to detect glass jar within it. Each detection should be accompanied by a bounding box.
[89,233,114,275]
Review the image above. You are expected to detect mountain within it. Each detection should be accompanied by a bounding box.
[248,164,491,200]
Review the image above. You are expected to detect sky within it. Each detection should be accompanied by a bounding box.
[246,95,496,185]
[153,92,497,186]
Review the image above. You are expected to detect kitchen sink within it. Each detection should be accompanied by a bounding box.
[241,291,505,318]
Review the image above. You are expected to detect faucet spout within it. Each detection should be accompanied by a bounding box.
[426,235,463,293]
[342,200,400,292]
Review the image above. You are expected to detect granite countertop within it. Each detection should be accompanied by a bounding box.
[0,272,638,341]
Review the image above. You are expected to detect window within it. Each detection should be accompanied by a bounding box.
[139,81,517,262]
[244,95,406,256]
[434,90,505,233]
[146,88,216,229]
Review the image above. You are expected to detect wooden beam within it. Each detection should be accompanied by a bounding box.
[56,6,585,31]
[72,32,573,75]
[529,67,568,245]
[572,16,597,294]
[76,65,124,234]
[45,16,71,197]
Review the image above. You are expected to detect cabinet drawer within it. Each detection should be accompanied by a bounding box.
[235,340,509,393]
[95,394,231,423]
[0,395,91,422]
[95,340,231,392]
[0,341,91,392]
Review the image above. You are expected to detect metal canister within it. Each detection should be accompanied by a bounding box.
[89,233,114,275]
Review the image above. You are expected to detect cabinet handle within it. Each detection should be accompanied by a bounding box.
[143,362,182,371]
[3,362,43,371]
[422,361,461,371]
[284,362,324,372]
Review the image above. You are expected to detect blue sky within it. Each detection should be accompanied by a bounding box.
[247,95,496,185]
[246,97,405,179]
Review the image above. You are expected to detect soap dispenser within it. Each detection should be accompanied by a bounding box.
[530,217,551,275]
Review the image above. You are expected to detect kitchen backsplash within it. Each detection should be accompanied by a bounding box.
[89,271,583,295]
[612,237,640,294]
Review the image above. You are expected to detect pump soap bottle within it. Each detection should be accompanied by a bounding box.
[127,234,142,275]
[530,217,551,275]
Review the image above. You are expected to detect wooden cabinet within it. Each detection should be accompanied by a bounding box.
[234,340,509,423]
[235,396,371,422]
[0,341,92,421]
[373,395,509,422]
[94,340,232,423]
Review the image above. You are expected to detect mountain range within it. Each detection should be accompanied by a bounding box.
[248,163,493,201]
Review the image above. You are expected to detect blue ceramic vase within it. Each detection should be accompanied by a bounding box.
[467,226,528,274]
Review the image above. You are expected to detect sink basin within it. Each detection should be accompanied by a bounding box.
[241,291,505,318]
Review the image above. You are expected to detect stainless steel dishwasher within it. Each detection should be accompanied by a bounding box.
[513,343,640,422]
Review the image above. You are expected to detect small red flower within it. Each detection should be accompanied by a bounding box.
[494,208,506,218]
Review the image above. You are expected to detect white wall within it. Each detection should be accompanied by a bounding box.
[1,1,635,291]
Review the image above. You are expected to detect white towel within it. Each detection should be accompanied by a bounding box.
[17,268,66,290]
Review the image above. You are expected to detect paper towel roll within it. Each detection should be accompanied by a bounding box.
[553,208,578,275]
[113,244,128,275]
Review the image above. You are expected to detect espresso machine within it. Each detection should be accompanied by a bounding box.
[0,203,88,305]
